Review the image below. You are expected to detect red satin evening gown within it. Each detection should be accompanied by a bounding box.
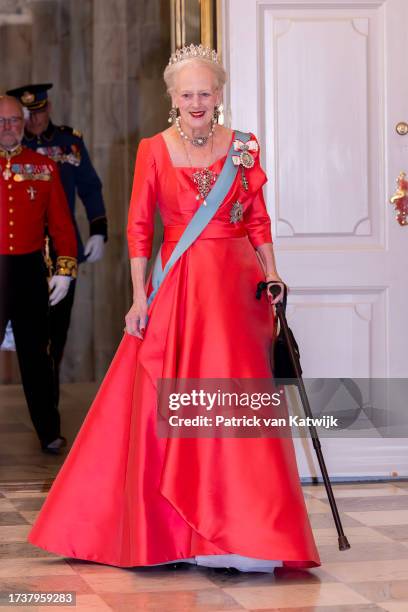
[28,132,320,568]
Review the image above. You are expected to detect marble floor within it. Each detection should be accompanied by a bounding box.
[1,384,408,611]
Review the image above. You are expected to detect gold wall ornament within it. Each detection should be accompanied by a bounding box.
[396,122,408,136]
[390,171,408,226]
[170,0,219,54]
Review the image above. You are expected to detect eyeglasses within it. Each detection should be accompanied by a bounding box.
[0,117,23,127]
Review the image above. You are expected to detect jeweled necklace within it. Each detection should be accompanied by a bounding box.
[176,116,216,147]
[181,134,217,206]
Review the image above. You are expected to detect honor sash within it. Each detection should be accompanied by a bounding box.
[148,130,250,306]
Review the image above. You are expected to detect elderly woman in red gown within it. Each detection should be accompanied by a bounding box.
[28,45,320,572]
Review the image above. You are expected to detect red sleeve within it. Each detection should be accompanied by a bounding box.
[243,134,273,248]
[244,190,273,248]
[127,138,157,259]
[46,161,77,258]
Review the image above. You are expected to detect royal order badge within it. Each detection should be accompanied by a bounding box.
[232,138,259,169]
[230,201,243,224]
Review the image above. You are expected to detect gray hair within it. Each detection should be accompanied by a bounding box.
[163,57,227,96]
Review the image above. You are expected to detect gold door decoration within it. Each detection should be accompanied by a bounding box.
[170,0,221,53]
[390,172,408,226]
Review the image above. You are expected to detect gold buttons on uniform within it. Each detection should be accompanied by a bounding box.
[6,179,15,252]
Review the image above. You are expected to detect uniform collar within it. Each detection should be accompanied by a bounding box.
[25,120,56,144]
[0,144,24,158]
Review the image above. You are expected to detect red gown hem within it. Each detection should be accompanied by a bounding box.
[28,535,320,569]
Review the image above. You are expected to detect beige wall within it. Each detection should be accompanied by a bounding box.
[0,0,170,383]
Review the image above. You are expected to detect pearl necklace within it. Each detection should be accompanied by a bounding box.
[175,116,216,147]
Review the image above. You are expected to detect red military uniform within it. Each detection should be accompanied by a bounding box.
[0,144,77,450]
[0,145,76,262]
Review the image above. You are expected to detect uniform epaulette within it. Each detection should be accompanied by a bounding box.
[59,125,83,139]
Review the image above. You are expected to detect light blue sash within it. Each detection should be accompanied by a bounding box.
[148,130,250,306]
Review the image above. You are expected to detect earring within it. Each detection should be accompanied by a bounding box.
[214,104,224,125]
[168,106,178,124]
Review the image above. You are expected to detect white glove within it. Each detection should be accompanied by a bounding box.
[84,234,105,263]
[0,321,16,352]
[48,275,72,306]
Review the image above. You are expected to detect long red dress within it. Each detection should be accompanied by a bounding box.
[28,132,320,568]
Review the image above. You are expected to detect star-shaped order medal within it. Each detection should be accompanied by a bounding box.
[230,201,243,224]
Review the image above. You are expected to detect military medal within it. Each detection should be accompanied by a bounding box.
[2,154,12,180]
[230,201,243,224]
[10,163,22,181]
[3,162,12,180]
[0,145,22,180]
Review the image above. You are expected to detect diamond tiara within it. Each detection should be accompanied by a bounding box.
[168,43,219,66]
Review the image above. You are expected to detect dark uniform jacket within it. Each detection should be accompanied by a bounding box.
[24,122,107,261]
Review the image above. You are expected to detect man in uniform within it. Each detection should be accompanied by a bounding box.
[0,95,77,453]
[7,83,108,406]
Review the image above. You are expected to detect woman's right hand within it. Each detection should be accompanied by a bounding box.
[125,294,148,339]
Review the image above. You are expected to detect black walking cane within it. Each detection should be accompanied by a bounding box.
[256,281,350,552]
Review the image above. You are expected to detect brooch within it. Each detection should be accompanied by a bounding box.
[192,168,218,205]
[230,201,243,224]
